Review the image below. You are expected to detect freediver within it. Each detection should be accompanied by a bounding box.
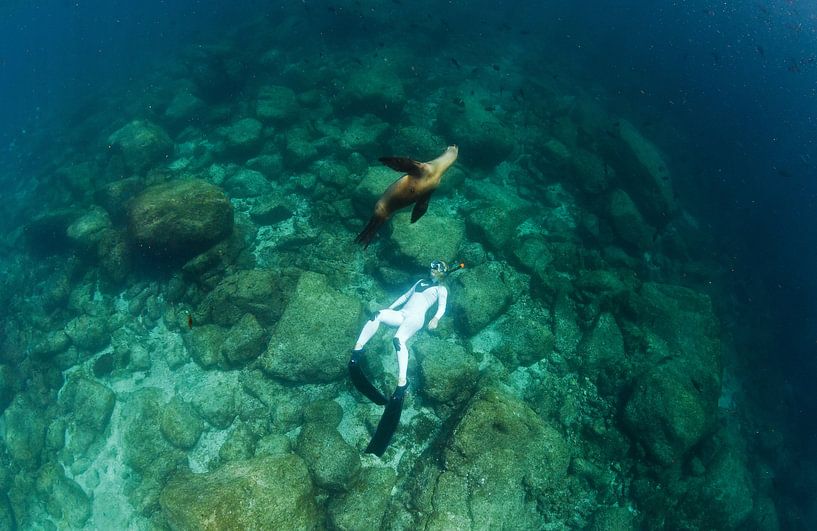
[348,259,464,456]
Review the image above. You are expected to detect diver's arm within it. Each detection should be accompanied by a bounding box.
[428,286,448,329]
[389,280,420,310]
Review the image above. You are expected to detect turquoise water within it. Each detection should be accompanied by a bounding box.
[0,1,815,529]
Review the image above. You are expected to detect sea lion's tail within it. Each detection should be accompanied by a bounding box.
[355,215,384,248]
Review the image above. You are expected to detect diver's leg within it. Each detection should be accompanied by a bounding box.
[365,321,419,456]
[350,310,404,405]
[392,319,422,386]
[354,309,403,350]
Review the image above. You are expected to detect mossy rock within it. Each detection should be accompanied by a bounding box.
[107,120,173,174]
[434,387,570,528]
[295,423,361,491]
[261,271,361,383]
[159,396,204,450]
[160,454,320,529]
[416,336,478,405]
[128,179,234,260]
[450,261,515,335]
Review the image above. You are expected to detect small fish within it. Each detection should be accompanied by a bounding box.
[450,57,461,69]
[187,314,193,329]
[492,64,500,71]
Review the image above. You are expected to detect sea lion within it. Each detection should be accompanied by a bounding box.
[355,145,459,248]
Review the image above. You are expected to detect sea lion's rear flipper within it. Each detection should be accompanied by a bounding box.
[411,192,433,223]
[365,384,408,457]
[379,157,425,178]
[355,214,385,248]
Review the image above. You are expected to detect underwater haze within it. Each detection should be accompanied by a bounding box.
[0,0,815,529]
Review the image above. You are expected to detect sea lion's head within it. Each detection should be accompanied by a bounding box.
[431,145,458,173]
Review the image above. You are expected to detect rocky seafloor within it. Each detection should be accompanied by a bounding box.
[0,8,784,531]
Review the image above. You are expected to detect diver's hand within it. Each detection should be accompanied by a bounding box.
[428,318,439,330]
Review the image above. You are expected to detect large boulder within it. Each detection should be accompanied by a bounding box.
[608,189,655,250]
[416,336,478,405]
[428,387,570,529]
[160,454,320,529]
[390,212,466,267]
[606,119,676,224]
[196,269,296,327]
[128,179,233,259]
[450,261,516,335]
[261,271,362,383]
[107,120,173,174]
[623,282,722,465]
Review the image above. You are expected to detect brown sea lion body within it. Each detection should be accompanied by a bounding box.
[355,145,459,248]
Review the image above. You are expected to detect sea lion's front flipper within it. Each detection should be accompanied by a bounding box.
[379,157,425,178]
[411,192,433,223]
[355,213,386,248]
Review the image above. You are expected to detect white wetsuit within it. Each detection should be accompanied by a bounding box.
[354,279,448,386]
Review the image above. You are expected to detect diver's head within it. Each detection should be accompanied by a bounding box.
[430,260,448,282]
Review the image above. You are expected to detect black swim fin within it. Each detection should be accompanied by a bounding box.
[348,350,387,406]
[365,384,408,457]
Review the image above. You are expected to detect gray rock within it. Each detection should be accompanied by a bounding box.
[256,85,298,122]
[492,301,554,368]
[184,324,226,368]
[220,313,267,365]
[255,433,292,457]
[591,506,636,531]
[438,86,514,168]
[328,467,396,530]
[164,89,204,125]
[224,168,272,198]
[338,114,389,151]
[94,177,144,222]
[678,448,754,529]
[189,372,237,429]
[0,364,12,413]
[390,212,466,267]
[609,189,655,249]
[107,120,173,174]
[296,423,361,491]
[249,195,294,225]
[388,126,445,159]
[66,207,112,250]
[433,387,570,528]
[616,119,676,221]
[159,396,204,450]
[572,149,611,195]
[122,388,187,479]
[218,423,256,462]
[36,463,91,528]
[219,117,263,153]
[128,179,234,259]
[577,312,626,389]
[623,282,721,465]
[451,261,514,335]
[30,331,71,360]
[341,64,405,117]
[3,394,47,464]
[0,492,15,531]
[160,455,320,529]
[59,375,115,462]
[261,271,361,383]
[197,269,295,326]
[416,336,477,405]
[65,315,111,352]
